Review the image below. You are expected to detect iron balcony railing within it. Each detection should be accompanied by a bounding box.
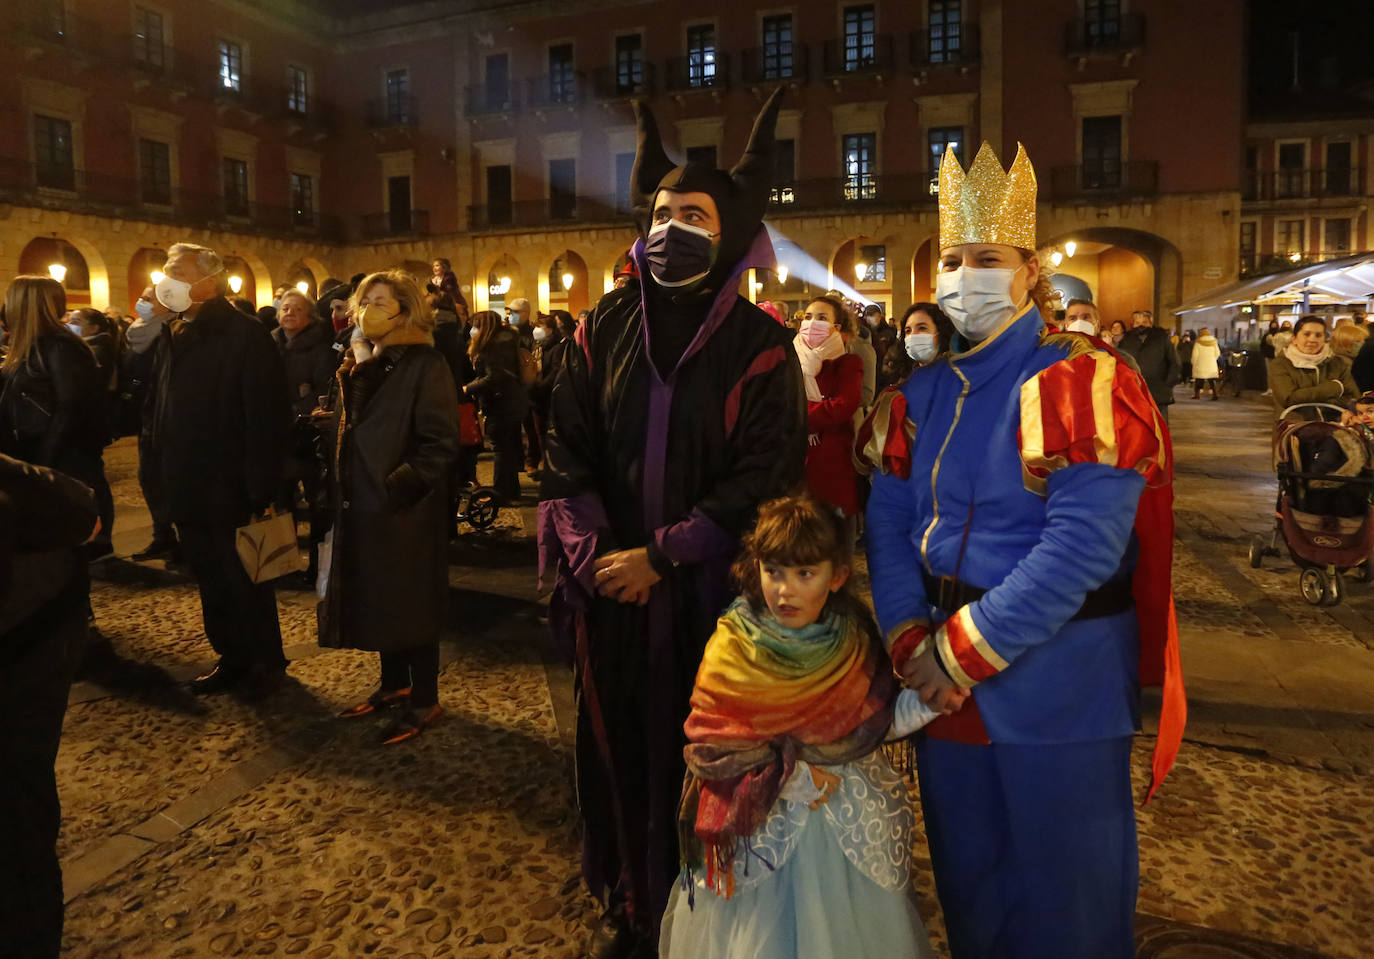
[739,44,811,84]
[821,35,896,77]
[1242,167,1366,202]
[664,53,732,92]
[360,209,429,240]
[910,23,981,69]
[1065,12,1146,56]
[768,174,937,212]
[366,96,418,128]
[1048,161,1159,201]
[526,71,586,109]
[591,63,657,99]
[0,156,342,241]
[465,83,519,117]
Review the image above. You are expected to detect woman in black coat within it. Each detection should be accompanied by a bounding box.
[319,271,460,745]
[465,309,530,503]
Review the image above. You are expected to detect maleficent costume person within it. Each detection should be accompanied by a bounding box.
[538,89,806,952]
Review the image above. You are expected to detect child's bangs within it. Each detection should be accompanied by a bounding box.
[751,509,844,569]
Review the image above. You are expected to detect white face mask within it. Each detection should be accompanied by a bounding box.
[155,268,221,314]
[1066,318,1097,336]
[531,326,548,343]
[935,264,1025,342]
[66,321,85,336]
[905,332,938,363]
[135,299,157,321]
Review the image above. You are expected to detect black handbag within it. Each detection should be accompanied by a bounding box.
[0,371,54,451]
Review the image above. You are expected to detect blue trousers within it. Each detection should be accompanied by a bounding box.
[917,737,1137,959]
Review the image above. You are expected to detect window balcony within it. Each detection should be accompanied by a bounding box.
[664,54,731,93]
[367,96,419,128]
[465,84,518,117]
[910,23,981,70]
[467,196,623,232]
[526,72,586,110]
[1065,12,1146,59]
[740,44,811,85]
[591,63,657,99]
[361,209,429,240]
[1048,161,1159,202]
[821,36,896,78]
[1242,167,1365,203]
[13,1,103,59]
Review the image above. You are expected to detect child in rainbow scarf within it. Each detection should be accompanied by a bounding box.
[660,494,956,959]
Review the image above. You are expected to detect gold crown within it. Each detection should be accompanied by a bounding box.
[938,141,1037,250]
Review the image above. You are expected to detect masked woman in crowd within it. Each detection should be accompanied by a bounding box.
[320,270,459,745]
[795,296,863,517]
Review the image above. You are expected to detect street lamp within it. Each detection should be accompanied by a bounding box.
[47,263,67,283]
[295,280,310,294]
[1050,251,1063,267]
[776,265,789,285]
[1064,241,1077,258]
[562,272,574,291]
[228,275,244,294]
[854,261,868,282]
[150,270,166,284]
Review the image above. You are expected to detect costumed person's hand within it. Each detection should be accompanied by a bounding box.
[901,645,967,713]
[85,517,102,544]
[806,765,842,810]
[593,548,661,604]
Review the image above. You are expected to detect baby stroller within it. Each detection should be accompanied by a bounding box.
[455,483,501,531]
[1250,403,1374,605]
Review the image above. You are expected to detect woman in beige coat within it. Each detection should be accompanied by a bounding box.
[1269,315,1360,421]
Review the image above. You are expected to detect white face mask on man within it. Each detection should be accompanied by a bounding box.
[155,268,222,314]
[935,264,1026,342]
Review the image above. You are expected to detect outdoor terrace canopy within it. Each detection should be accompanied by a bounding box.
[1175,252,1374,314]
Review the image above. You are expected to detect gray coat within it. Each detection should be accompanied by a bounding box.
[1117,325,1181,407]
[318,344,460,652]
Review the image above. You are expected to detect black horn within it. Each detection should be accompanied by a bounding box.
[631,100,677,212]
[730,87,785,191]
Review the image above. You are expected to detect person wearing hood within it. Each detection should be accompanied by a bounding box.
[1269,315,1359,421]
[539,89,806,957]
[1190,328,1222,400]
[864,142,1184,959]
[796,295,864,517]
[319,271,459,744]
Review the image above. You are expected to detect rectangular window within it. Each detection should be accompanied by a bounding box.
[223,157,249,216]
[928,0,962,63]
[1325,141,1353,195]
[686,145,717,167]
[1277,142,1305,198]
[858,244,887,282]
[770,138,796,204]
[686,24,717,88]
[614,152,635,211]
[133,6,164,69]
[1081,115,1122,189]
[1325,218,1352,254]
[1239,221,1256,270]
[843,5,877,72]
[548,43,576,103]
[1277,218,1304,256]
[287,66,309,115]
[34,115,75,190]
[1243,144,1259,199]
[1084,0,1122,47]
[927,126,963,193]
[138,138,171,205]
[761,14,794,79]
[486,164,513,224]
[387,175,412,234]
[549,158,576,220]
[386,69,411,123]
[842,133,877,201]
[484,55,509,111]
[615,34,644,93]
[290,172,314,225]
[218,39,243,92]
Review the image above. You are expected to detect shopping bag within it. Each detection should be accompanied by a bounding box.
[235,508,305,583]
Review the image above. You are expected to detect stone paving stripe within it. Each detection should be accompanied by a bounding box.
[1175,521,1301,640]
[62,833,155,903]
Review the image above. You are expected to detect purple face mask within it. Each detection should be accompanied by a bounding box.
[645,218,718,289]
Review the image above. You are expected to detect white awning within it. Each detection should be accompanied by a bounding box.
[1175,252,1374,314]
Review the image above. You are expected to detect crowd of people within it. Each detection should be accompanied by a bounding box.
[1,95,1201,959]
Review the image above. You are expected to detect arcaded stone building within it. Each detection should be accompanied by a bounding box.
[2,0,1247,326]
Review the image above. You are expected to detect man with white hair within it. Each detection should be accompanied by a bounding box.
[136,242,290,697]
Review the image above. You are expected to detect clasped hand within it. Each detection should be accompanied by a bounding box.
[593,547,661,605]
[901,646,971,714]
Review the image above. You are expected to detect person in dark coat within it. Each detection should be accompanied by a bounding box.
[319,270,460,744]
[0,452,98,959]
[126,286,180,561]
[1351,329,1374,394]
[132,242,291,698]
[796,296,864,516]
[864,303,898,384]
[1116,309,1181,420]
[539,89,806,956]
[273,289,340,576]
[465,309,530,503]
[429,293,480,522]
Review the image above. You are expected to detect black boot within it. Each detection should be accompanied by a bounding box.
[586,909,641,959]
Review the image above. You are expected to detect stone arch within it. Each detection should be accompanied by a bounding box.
[830,234,901,315]
[545,249,591,315]
[18,234,106,308]
[220,256,260,307]
[911,238,937,304]
[301,256,331,288]
[1039,227,1183,330]
[282,260,318,299]
[127,247,167,311]
[474,251,528,315]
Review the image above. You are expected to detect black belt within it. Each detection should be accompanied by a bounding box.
[921,573,1135,621]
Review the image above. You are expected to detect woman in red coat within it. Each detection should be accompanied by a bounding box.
[794,295,864,516]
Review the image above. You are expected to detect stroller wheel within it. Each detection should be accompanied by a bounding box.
[466,490,500,530]
[1297,568,1330,604]
[1324,571,1345,607]
[1248,535,1266,569]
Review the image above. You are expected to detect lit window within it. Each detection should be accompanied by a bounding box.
[218,40,243,92]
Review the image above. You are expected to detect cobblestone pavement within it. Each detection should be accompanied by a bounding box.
[57,389,1372,958]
